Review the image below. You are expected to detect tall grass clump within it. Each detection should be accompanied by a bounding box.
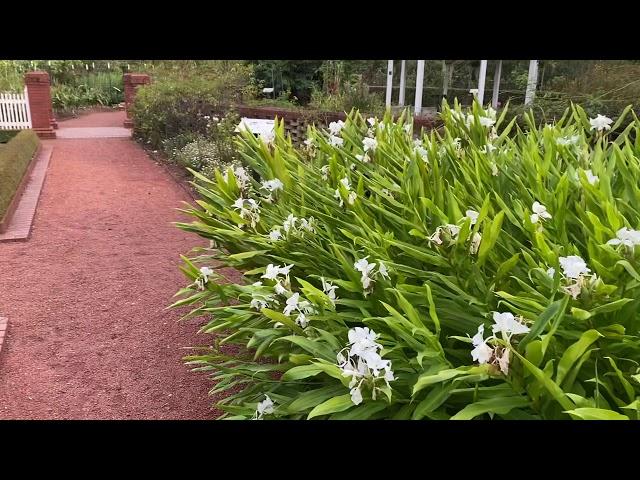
[172,100,640,420]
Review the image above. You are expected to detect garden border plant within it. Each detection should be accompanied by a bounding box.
[172,101,640,420]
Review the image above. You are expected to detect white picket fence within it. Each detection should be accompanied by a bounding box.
[0,88,32,130]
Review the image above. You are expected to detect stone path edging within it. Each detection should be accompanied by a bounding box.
[0,146,53,242]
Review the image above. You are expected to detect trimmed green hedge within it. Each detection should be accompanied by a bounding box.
[0,130,40,219]
[0,130,21,144]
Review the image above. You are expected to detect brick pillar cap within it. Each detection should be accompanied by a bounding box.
[124,73,151,85]
[24,71,51,82]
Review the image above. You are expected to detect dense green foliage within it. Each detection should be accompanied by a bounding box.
[0,130,39,219]
[131,64,254,150]
[167,112,242,178]
[0,130,21,143]
[173,101,640,420]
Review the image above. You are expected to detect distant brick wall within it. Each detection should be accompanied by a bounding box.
[24,72,56,139]
[123,74,151,128]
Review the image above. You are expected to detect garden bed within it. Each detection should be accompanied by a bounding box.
[0,130,41,233]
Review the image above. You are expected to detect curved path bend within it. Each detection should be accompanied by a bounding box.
[0,110,226,419]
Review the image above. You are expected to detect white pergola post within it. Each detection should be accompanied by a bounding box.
[491,60,502,109]
[525,60,538,106]
[477,60,487,105]
[414,60,425,116]
[398,60,406,106]
[385,60,394,108]
[442,61,448,98]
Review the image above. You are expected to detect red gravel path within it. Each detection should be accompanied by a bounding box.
[0,112,235,419]
[57,109,127,127]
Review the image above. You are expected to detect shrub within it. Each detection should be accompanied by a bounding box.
[131,66,255,150]
[0,130,39,219]
[0,130,21,143]
[310,75,385,116]
[163,111,242,177]
[173,101,640,420]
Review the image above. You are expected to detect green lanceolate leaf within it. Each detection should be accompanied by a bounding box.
[564,408,629,420]
[307,394,354,419]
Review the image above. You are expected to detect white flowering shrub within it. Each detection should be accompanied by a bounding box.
[173,101,640,420]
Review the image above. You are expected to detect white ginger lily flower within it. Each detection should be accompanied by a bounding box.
[559,255,590,279]
[414,145,429,163]
[469,232,482,255]
[295,312,308,328]
[363,137,378,152]
[607,227,640,248]
[447,224,461,238]
[530,201,552,224]
[250,298,269,310]
[584,170,599,186]
[299,217,316,233]
[320,165,330,180]
[480,143,497,154]
[274,281,288,296]
[283,213,297,233]
[254,395,274,419]
[261,178,284,192]
[283,292,300,316]
[354,257,377,277]
[547,267,556,278]
[200,266,213,280]
[329,135,344,147]
[321,277,338,302]
[465,210,480,225]
[479,117,496,128]
[470,324,493,365]
[269,228,282,241]
[378,261,389,280]
[496,348,510,375]
[195,266,214,290]
[350,386,363,405]
[261,264,282,280]
[328,120,345,135]
[492,312,531,336]
[589,114,613,132]
[347,191,357,205]
[367,117,376,126]
[557,135,580,146]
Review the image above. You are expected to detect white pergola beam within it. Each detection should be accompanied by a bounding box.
[492,60,502,109]
[398,60,406,106]
[477,60,487,105]
[385,60,394,108]
[525,60,538,106]
[414,60,425,116]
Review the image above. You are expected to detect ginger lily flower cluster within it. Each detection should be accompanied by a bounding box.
[337,327,395,405]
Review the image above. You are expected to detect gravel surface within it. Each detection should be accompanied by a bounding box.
[0,112,238,419]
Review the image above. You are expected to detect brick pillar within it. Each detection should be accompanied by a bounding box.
[123,73,151,128]
[24,71,56,139]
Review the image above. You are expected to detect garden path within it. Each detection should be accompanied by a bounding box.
[0,110,231,419]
